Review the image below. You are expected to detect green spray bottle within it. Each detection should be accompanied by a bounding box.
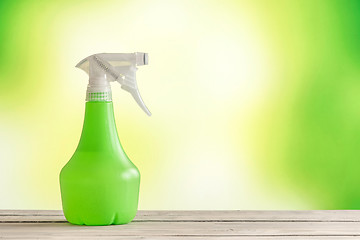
[60,53,150,226]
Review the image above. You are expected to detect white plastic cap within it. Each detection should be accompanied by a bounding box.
[76,53,151,116]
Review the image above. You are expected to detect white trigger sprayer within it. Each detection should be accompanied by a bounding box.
[76,52,151,116]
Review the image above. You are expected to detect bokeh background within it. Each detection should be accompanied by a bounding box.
[1,0,360,210]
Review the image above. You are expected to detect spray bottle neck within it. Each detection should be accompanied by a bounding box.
[76,101,123,152]
[85,76,112,102]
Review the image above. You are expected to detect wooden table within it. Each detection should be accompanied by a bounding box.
[1,210,360,239]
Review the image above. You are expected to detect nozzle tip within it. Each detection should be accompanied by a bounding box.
[136,52,148,66]
[144,53,149,65]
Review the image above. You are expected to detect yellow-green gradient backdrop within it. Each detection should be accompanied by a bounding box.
[1,0,360,210]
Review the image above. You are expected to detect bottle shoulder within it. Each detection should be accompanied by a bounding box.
[61,151,139,175]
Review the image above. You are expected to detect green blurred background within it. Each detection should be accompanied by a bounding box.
[1,0,360,210]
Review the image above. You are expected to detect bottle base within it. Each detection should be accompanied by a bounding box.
[64,212,135,226]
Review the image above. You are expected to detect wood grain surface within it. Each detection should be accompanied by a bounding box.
[1,210,360,239]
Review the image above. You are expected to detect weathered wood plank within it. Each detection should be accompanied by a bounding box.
[0,210,61,216]
[1,210,360,222]
[1,222,360,237]
[2,210,360,239]
[135,210,360,222]
[1,236,360,240]
[0,215,67,223]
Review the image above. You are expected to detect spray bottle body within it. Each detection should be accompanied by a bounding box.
[60,101,140,225]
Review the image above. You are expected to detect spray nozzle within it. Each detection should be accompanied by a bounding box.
[76,52,151,116]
